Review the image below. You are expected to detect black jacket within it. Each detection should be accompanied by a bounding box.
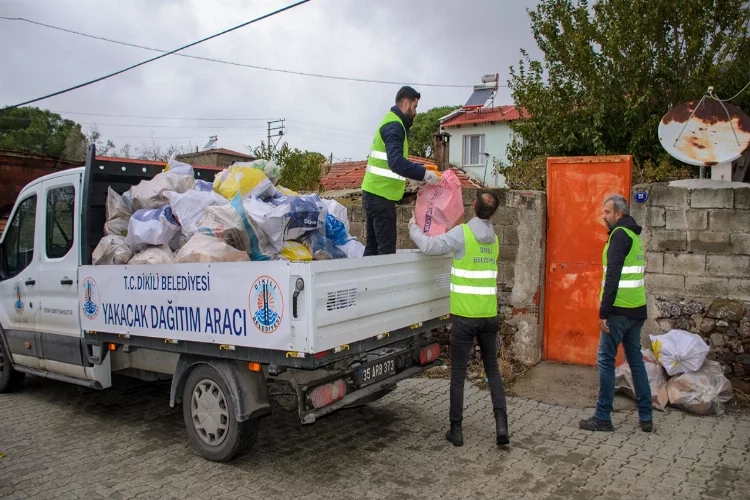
[599,215,648,320]
[378,106,427,182]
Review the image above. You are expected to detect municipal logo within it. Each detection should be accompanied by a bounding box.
[81,277,100,320]
[13,282,24,315]
[249,276,284,334]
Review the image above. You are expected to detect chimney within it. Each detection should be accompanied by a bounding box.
[433,131,451,172]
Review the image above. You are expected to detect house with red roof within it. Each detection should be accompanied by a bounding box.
[439,74,529,187]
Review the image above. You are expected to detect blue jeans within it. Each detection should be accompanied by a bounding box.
[595,315,653,422]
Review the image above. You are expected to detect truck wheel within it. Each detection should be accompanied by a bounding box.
[0,340,25,393]
[182,365,259,462]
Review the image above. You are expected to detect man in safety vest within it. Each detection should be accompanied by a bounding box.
[362,86,440,256]
[580,194,653,433]
[409,191,509,447]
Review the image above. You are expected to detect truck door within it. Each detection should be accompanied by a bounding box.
[0,188,42,369]
[36,176,88,379]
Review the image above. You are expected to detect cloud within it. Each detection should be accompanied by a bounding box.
[0,0,541,160]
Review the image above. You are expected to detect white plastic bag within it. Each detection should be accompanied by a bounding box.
[615,349,669,411]
[164,190,229,236]
[130,172,195,210]
[650,330,710,376]
[266,194,327,241]
[174,233,250,263]
[104,218,129,237]
[196,204,250,254]
[321,198,350,232]
[92,235,133,265]
[239,196,284,257]
[336,239,365,259]
[106,187,132,221]
[195,180,214,192]
[126,206,181,252]
[163,152,194,177]
[666,361,733,415]
[128,245,173,265]
[213,164,275,200]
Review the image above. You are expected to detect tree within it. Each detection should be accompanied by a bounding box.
[250,140,328,192]
[504,0,750,186]
[86,126,117,157]
[0,107,87,159]
[409,105,460,158]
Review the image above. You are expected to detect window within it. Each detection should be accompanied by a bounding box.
[46,186,75,259]
[463,134,485,166]
[1,195,37,280]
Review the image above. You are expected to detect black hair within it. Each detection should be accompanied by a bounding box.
[476,190,500,220]
[395,86,421,103]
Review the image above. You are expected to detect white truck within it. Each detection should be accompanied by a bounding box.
[0,145,451,461]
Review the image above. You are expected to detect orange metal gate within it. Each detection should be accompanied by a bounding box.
[544,156,632,366]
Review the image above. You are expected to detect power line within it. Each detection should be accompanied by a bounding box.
[0,15,482,89]
[48,110,274,121]
[0,0,311,110]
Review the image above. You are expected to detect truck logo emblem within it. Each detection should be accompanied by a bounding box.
[13,282,24,315]
[249,276,283,334]
[81,277,100,320]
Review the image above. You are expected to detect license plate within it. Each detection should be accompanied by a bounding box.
[358,358,396,386]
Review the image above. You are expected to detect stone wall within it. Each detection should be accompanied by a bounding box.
[630,180,750,382]
[345,189,547,366]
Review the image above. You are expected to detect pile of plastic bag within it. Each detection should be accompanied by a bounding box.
[614,329,733,415]
[93,155,365,265]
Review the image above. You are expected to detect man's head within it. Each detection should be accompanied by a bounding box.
[602,194,629,230]
[395,86,421,120]
[474,190,500,220]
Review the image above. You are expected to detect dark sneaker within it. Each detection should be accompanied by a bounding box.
[640,420,653,433]
[445,422,463,447]
[579,416,614,432]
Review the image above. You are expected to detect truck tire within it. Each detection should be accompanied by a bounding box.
[182,364,259,462]
[0,340,25,393]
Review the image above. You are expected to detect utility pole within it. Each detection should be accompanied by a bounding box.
[267,119,285,152]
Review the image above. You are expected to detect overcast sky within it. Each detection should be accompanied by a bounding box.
[0,0,542,161]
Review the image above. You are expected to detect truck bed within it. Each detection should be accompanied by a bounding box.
[79,251,451,357]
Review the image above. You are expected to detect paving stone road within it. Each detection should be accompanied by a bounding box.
[0,375,749,500]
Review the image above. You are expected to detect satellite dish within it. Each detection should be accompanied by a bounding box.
[659,98,750,166]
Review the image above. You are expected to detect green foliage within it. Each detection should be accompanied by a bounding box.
[252,140,328,192]
[409,105,460,158]
[506,0,750,178]
[0,107,87,160]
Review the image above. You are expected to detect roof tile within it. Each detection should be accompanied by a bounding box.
[441,105,529,128]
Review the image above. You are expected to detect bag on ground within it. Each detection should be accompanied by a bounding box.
[128,245,174,265]
[614,349,669,411]
[666,360,733,415]
[650,330,710,376]
[92,235,133,265]
[174,233,250,263]
[126,205,181,252]
[130,172,195,210]
[415,169,464,236]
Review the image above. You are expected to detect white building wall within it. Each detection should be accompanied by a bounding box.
[444,122,514,187]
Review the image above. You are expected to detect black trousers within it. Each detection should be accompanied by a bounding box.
[362,191,397,256]
[449,315,507,423]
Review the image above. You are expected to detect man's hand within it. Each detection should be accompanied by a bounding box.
[599,318,610,334]
[423,170,440,185]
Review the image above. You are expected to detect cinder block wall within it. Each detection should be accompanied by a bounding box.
[630,182,750,379]
[346,189,547,366]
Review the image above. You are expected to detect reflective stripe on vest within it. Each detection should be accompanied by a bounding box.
[450,224,499,318]
[361,111,408,201]
[365,164,406,181]
[601,226,647,308]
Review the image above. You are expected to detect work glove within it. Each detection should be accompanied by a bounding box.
[423,170,440,185]
[409,210,416,227]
